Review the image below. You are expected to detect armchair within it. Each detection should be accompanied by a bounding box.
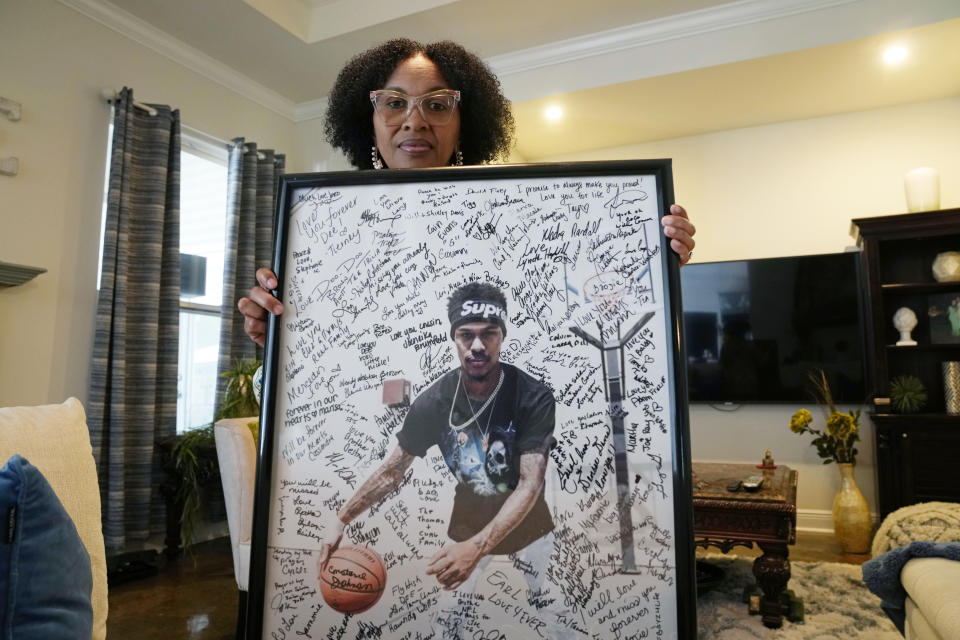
[864,501,960,640]
[0,398,108,640]
[214,416,258,638]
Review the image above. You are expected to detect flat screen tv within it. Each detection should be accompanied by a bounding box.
[680,251,867,404]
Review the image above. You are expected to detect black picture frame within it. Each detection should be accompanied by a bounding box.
[247,160,695,639]
[928,292,960,345]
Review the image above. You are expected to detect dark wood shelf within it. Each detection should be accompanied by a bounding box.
[886,343,960,351]
[854,208,960,518]
[881,282,960,294]
[871,413,960,423]
[851,208,960,242]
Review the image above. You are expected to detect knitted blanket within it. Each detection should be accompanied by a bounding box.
[870,501,960,557]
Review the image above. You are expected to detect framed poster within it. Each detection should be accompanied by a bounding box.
[248,160,695,639]
[928,293,960,344]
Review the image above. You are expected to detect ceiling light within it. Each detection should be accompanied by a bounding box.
[882,45,908,65]
[545,106,563,121]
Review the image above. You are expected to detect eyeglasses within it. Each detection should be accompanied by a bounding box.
[369,89,461,126]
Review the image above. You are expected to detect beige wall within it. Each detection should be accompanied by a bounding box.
[294,114,352,173]
[0,0,303,407]
[543,97,960,259]
[543,97,960,524]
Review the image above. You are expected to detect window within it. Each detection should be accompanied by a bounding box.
[177,135,229,432]
[99,121,229,433]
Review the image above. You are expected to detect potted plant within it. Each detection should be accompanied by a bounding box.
[165,358,261,551]
[889,375,927,414]
[788,370,871,553]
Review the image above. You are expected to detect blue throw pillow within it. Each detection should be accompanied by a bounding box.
[0,454,93,639]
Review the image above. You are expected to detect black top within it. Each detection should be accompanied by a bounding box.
[396,362,556,554]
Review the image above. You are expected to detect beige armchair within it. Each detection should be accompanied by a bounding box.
[214,416,258,637]
[901,557,960,640]
[0,398,108,640]
[869,502,960,640]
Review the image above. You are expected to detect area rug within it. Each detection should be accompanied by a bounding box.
[696,554,901,639]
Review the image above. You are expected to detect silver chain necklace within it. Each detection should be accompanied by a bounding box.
[464,386,499,452]
[448,368,504,434]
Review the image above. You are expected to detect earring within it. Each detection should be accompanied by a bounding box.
[453,148,463,167]
[371,146,384,170]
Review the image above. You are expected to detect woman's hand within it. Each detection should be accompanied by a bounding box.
[661,204,696,266]
[237,268,284,347]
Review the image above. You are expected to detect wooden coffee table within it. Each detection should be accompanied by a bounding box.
[692,462,798,628]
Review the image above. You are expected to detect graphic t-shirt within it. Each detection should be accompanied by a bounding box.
[396,363,556,554]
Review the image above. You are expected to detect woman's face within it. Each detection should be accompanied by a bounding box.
[373,54,461,169]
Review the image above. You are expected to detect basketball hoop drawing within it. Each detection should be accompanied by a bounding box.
[570,272,655,574]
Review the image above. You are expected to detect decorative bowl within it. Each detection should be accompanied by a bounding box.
[933,252,960,283]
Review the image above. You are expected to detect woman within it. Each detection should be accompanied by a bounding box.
[238,38,696,346]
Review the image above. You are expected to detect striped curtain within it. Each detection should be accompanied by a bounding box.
[214,139,285,414]
[88,88,180,551]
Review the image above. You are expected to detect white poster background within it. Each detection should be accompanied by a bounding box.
[262,171,680,640]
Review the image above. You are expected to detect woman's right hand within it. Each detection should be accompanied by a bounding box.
[237,268,284,347]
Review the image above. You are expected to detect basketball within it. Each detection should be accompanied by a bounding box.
[319,546,387,614]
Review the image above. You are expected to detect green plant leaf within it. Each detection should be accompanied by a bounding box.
[889,375,927,414]
[216,357,262,421]
[790,368,863,464]
[170,357,262,550]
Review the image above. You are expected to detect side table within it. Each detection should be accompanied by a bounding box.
[692,462,798,628]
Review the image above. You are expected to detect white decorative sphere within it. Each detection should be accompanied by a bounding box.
[932,252,960,283]
[253,365,263,406]
[893,307,918,332]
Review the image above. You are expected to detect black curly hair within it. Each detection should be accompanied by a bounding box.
[324,39,515,169]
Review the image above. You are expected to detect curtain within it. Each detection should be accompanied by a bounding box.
[88,88,180,551]
[214,139,285,415]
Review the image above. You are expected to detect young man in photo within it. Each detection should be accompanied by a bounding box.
[318,281,568,636]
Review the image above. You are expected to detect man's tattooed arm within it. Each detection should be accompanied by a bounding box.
[338,444,415,523]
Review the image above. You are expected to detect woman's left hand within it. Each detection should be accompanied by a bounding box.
[662,204,696,266]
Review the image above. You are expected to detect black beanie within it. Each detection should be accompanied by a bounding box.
[448,299,508,338]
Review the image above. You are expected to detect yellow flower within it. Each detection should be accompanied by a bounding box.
[827,412,854,440]
[790,409,813,433]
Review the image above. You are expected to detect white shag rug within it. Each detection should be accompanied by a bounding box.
[696,554,901,639]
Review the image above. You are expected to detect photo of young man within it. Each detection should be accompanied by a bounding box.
[317,281,569,636]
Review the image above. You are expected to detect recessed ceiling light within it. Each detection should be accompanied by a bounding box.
[883,45,908,65]
[545,106,563,121]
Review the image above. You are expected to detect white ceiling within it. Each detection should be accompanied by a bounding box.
[241,0,462,44]
[512,17,960,159]
[60,0,960,160]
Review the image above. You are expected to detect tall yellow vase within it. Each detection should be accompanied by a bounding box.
[832,462,872,553]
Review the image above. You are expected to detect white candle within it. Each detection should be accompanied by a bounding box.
[904,167,940,212]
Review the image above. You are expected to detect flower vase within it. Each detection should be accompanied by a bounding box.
[832,463,871,553]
